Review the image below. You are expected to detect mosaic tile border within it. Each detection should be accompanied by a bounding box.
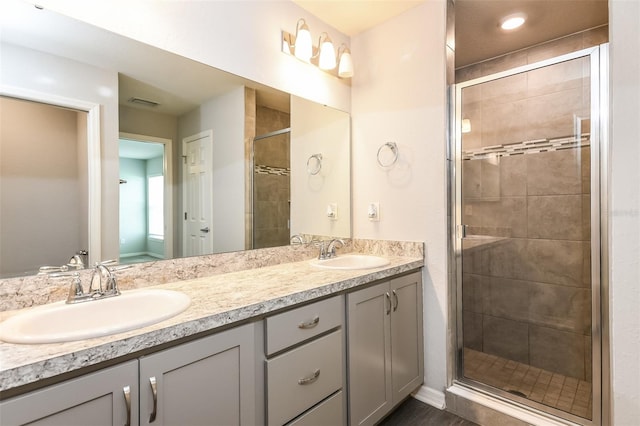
[463,134,590,160]
[254,164,290,176]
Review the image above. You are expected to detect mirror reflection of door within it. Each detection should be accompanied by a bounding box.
[0,96,89,277]
[118,136,170,264]
[182,131,214,257]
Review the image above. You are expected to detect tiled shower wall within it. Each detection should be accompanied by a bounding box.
[458,27,607,382]
[253,105,290,249]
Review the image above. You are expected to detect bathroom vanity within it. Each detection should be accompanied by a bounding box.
[0,252,423,426]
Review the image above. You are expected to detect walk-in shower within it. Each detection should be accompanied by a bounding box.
[252,128,291,249]
[451,44,608,425]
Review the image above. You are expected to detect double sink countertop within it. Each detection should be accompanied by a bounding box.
[0,254,423,395]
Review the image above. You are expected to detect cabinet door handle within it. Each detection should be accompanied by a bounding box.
[149,376,158,423]
[392,290,399,312]
[385,292,391,315]
[298,316,320,329]
[123,385,131,426]
[298,369,320,385]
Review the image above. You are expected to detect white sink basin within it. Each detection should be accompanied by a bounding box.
[0,289,191,344]
[310,254,390,270]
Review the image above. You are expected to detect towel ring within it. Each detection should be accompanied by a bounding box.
[377,142,398,167]
[307,153,323,175]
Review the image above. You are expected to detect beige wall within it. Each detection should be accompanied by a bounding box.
[609,0,640,423]
[0,97,85,275]
[351,1,448,402]
[290,96,351,239]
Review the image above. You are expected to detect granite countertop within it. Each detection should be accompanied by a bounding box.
[0,255,422,394]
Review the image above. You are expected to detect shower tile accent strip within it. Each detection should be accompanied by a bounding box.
[464,348,592,420]
[462,134,590,160]
[254,164,290,176]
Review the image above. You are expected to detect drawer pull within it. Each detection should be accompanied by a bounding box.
[385,292,391,315]
[149,376,158,423]
[298,369,321,385]
[298,316,320,329]
[123,385,131,426]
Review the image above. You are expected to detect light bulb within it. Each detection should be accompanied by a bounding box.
[294,20,312,62]
[338,48,353,78]
[500,13,526,31]
[318,35,336,70]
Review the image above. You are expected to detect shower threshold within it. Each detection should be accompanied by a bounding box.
[463,348,592,420]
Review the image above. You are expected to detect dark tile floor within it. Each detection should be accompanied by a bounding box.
[379,398,478,426]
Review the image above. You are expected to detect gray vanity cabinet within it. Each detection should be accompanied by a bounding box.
[0,360,139,426]
[347,271,423,426]
[138,322,257,426]
[264,295,346,426]
[0,323,257,426]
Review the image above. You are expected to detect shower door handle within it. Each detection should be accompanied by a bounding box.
[457,224,468,238]
[200,227,210,233]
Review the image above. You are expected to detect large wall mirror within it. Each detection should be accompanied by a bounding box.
[0,1,351,278]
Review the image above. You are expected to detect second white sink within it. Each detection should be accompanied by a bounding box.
[0,289,191,344]
[310,254,390,270]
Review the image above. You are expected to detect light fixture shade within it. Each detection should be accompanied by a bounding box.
[500,13,527,30]
[294,21,313,62]
[338,48,354,78]
[318,35,336,70]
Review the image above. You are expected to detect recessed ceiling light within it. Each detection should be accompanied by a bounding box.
[500,13,527,31]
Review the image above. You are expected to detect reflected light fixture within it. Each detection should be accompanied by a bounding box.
[499,13,527,31]
[337,45,354,78]
[282,18,353,79]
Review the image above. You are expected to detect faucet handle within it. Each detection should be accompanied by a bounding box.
[66,272,84,302]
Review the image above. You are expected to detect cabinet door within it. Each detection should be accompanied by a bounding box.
[390,272,424,403]
[347,281,392,426]
[0,360,138,426]
[139,323,256,426]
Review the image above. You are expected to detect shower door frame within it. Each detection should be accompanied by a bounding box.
[449,45,609,426]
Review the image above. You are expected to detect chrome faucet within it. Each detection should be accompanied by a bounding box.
[58,262,125,304]
[317,238,345,260]
[88,263,119,296]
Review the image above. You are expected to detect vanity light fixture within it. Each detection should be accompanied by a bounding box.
[499,13,527,31]
[318,33,336,70]
[337,45,354,78]
[282,19,353,78]
[293,19,313,62]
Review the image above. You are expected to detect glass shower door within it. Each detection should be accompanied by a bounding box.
[455,47,603,423]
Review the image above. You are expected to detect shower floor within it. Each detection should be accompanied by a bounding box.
[463,348,592,419]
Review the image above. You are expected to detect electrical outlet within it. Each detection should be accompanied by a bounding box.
[368,202,380,221]
[327,203,338,220]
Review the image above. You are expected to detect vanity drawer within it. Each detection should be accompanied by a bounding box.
[287,390,344,426]
[265,295,343,355]
[266,329,343,425]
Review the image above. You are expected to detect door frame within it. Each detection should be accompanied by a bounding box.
[1,84,102,265]
[447,45,610,426]
[119,132,174,260]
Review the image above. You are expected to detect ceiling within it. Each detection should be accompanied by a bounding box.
[292,0,608,68]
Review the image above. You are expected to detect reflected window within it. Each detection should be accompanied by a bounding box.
[148,175,164,239]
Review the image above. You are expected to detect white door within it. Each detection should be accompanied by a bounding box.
[182,131,213,257]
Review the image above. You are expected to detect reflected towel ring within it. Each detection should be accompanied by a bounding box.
[307,153,323,175]
[377,142,398,167]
